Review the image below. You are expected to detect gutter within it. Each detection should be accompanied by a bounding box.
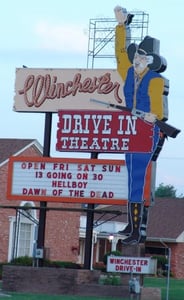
[146,237,176,243]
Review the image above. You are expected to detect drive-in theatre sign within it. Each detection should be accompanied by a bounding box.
[14,68,124,112]
[107,256,157,274]
[7,156,129,205]
[56,110,154,153]
[12,67,155,205]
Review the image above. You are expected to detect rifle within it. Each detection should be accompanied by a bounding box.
[90,98,181,138]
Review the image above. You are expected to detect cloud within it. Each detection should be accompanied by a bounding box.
[34,20,88,54]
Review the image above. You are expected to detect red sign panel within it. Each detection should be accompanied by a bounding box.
[56,110,154,153]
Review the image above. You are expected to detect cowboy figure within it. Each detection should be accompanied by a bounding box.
[114,6,168,244]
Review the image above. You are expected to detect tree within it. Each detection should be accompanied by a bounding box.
[155,183,177,198]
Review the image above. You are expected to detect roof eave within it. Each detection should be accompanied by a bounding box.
[0,139,43,168]
[146,236,177,243]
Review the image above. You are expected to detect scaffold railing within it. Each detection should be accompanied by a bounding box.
[87,11,149,68]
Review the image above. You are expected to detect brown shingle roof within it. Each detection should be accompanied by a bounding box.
[147,198,184,240]
[0,138,41,164]
[93,198,184,241]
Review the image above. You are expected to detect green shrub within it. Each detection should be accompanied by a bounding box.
[111,274,121,285]
[43,260,81,269]
[152,255,169,276]
[99,273,121,285]
[0,262,6,279]
[10,256,33,266]
[9,257,81,269]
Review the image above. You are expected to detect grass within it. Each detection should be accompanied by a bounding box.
[1,277,184,300]
[0,295,126,300]
[144,277,184,300]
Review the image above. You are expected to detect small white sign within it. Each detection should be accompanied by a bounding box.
[107,256,157,274]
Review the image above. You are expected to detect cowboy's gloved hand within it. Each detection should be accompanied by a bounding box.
[144,112,157,123]
[114,6,127,24]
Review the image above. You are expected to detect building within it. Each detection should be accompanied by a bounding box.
[0,138,80,263]
[1,138,184,278]
[78,200,184,278]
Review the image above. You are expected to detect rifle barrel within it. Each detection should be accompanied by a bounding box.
[90,98,181,138]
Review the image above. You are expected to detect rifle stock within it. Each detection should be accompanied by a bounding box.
[154,119,180,138]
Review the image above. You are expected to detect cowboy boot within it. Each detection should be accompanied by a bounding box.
[139,206,149,243]
[118,202,132,236]
[122,203,143,245]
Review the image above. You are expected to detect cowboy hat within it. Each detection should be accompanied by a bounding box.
[127,36,167,73]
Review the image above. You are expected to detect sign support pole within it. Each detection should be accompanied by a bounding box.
[37,112,52,266]
[83,152,98,269]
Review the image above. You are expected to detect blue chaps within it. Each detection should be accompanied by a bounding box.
[125,125,160,203]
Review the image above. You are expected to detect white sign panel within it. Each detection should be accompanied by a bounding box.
[107,256,157,274]
[14,68,125,112]
[7,156,128,204]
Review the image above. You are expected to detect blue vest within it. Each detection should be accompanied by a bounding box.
[124,66,162,112]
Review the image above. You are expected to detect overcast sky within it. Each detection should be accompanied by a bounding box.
[1,0,183,196]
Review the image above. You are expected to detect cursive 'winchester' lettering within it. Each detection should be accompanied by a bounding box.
[18,72,123,107]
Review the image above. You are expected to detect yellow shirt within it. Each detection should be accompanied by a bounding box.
[115,24,165,120]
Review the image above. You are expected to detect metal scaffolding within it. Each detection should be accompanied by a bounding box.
[87,11,149,69]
